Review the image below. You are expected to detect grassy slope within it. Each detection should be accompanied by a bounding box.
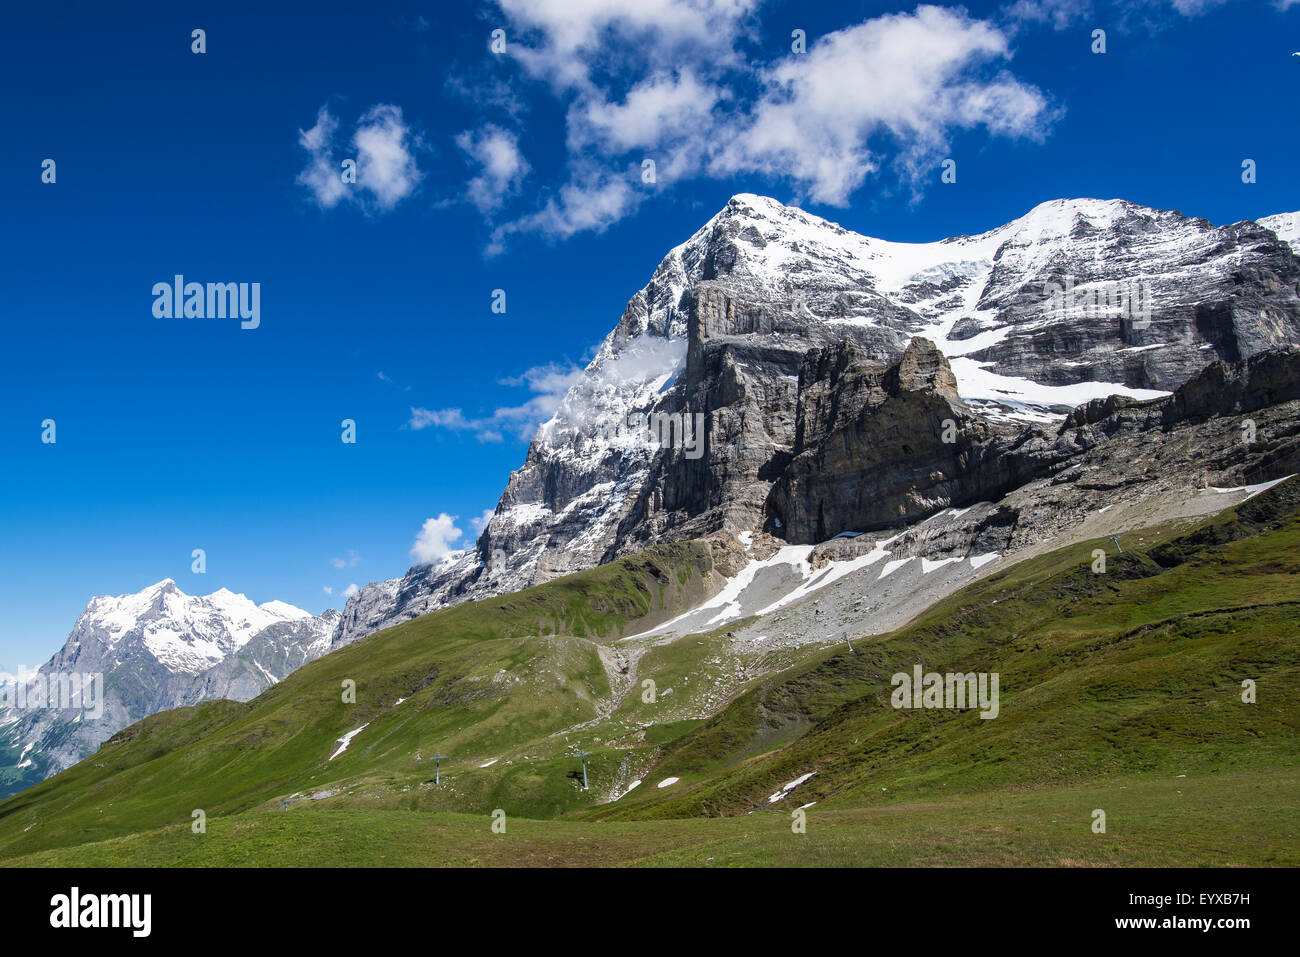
[2,484,1298,866]
[593,480,1300,821]
[0,542,721,859]
[5,768,1295,867]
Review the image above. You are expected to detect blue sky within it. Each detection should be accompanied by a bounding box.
[1,0,1297,666]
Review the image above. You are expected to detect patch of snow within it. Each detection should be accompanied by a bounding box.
[783,772,816,791]
[769,771,817,803]
[249,659,278,686]
[657,776,680,789]
[921,556,965,574]
[878,558,913,579]
[755,542,891,616]
[1259,211,1299,250]
[328,723,369,762]
[1209,474,1295,499]
[948,356,1169,417]
[614,780,642,801]
[623,545,815,638]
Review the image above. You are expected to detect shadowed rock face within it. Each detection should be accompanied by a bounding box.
[772,338,997,541]
[772,344,1300,544]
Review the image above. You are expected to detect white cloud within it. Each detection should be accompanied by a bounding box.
[457,125,531,213]
[323,586,334,595]
[567,70,722,155]
[296,108,348,209]
[478,0,758,248]
[497,0,760,91]
[712,7,1053,204]
[469,509,496,534]
[480,3,1052,245]
[409,407,473,430]
[490,165,643,252]
[410,514,465,565]
[353,105,424,209]
[445,73,528,120]
[1002,0,1092,30]
[409,360,587,441]
[1123,0,1265,18]
[378,371,411,392]
[501,361,590,395]
[1166,0,1231,12]
[296,104,423,213]
[343,583,360,597]
[0,664,39,685]
[537,336,686,437]
[330,550,360,569]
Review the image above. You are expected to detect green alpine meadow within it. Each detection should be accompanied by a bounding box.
[3,480,1296,868]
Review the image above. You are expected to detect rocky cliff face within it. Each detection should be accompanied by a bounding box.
[334,194,1300,646]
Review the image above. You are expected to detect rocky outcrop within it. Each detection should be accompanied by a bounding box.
[773,338,1009,540]
[772,342,1300,544]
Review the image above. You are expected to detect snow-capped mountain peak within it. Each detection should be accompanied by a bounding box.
[75,579,312,673]
[1259,211,1298,250]
[336,192,1300,651]
[2,582,338,796]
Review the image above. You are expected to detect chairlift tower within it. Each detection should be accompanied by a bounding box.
[432,752,447,786]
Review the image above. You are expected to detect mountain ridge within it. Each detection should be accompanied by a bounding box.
[335,192,1300,645]
[0,580,338,797]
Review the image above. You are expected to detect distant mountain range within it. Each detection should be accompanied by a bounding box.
[0,581,337,796]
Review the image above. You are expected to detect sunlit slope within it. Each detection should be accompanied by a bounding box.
[5,766,1296,867]
[1,483,1297,867]
[0,542,725,859]
[594,480,1300,820]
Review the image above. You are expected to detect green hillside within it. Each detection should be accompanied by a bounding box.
[2,483,1297,867]
[596,481,1300,821]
